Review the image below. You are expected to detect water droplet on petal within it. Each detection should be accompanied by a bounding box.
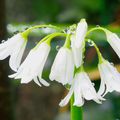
[110,62,114,66]
[56,45,61,51]
[13,31,19,34]
[64,28,69,33]
[87,40,94,46]
[92,83,95,86]
[1,40,5,43]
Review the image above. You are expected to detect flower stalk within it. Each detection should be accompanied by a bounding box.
[22,24,63,39]
[71,95,83,120]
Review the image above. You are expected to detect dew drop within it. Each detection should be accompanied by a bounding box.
[1,40,5,43]
[87,40,94,46]
[92,83,95,86]
[64,28,68,33]
[110,62,114,66]
[13,31,19,34]
[56,45,61,51]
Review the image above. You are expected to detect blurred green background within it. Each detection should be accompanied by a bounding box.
[0,0,120,120]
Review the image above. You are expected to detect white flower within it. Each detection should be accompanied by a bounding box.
[106,31,120,59]
[75,19,87,48]
[49,47,74,85]
[59,71,103,107]
[98,60,120,96]
[9,42,50,87]
[0,33,27,71]
[71,35,84,68]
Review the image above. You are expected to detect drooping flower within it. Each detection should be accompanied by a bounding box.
[75,19,87,48]
[98,60,120,96]
[49,47,74,85]
[105,31,120,59]
[9,42,50,87]
[0,33,27,71]
[59,71,103,107]
[70,19,87,68]
[71,35,85,68]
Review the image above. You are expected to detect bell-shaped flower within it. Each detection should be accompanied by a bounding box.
[59,71,103,107]
[75,19,87,48]
[49,47,74,85]
[105,31,120,59]
[9,42,50,87]
[0,33,27,71]
[71,35,84,68]
[98,60,120,96]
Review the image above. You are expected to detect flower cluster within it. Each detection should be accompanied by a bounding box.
[1,19,120,107]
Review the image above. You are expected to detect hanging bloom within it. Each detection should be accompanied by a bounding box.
[9,42,50,87]
[59,71,103,107]
[0,33,27,71]
[75,19,87,48]
[98,60,120,96]
[70,19,87,68]
[71,35,85,68]
[49,47,74,85]
[105,31,120,59]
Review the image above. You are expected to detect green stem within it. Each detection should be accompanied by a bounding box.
[71,95,83,120]
[44,32,67,45]
[34,32,67,49]
[86,27,106,37]
[21,24,63,39]
[63,34,71,48]
[86,39,104,64]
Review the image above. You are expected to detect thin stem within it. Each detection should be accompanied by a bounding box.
[86,39,104,64]
[71,95,83,120]
[63,34,71,48]
[35,32,67,47]
[22,24,63,38]
[45,32,67,45]
[86,27,106,37]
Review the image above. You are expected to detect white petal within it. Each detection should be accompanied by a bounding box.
[50,47,74,85]
[66,50,74,84]
[8,73,18,78]
[21,76,32,83]
[38,78,49,86]
[9,39,27,71]
[59,87,73,107]
[34,77,42,87]
[106,32,120,59]
[11,42,50,86]
[71,35,83,68]
[0,33,23,60]
[0,34,19,50]
[97,75,107,97]
[75,19,87,48]
[73,78,84,106]
[80,73,99,101]
[49,47,67,83]
[98,61,120,95]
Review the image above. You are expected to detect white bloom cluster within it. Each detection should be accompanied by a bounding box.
[0,19,120,107]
